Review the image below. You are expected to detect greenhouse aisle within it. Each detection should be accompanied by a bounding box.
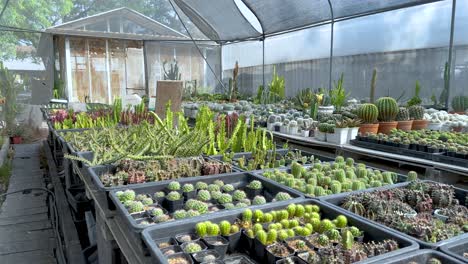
[0,144,56,264]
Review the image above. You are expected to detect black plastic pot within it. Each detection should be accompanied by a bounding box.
[202,236,229,259]
[164,198,184,213]
[266,243,294,264]
[363,249,464,264]
[155,237,178,249]
[447,151,456,157]
[253,238,266,260]
[224,255,256,264]
[161,245,182,256]
[167,252,194,264]
[183,190,197,201]
[192,249,220,264]
[245,187,262,199]
[284,237,313,254]
[176,233,200,244]
[241,230,254,253]
[276,256,307,264]
[223,231,241,253]
[440,238,468,263]
[455,152,466,159]
[274,125,280,132]
[400,144,409,149]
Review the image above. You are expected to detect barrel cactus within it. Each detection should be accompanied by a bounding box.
[396,107,410,121]
[168,181,181,191]
[376,97,398,122]
[451,95,468,112]
[408,105,425,120]
[184,242,202,253]
[274,192,292,201]
[331,182,342,194]
[407,171,418,181]
[253,195,267,205]
[357,103,378,124]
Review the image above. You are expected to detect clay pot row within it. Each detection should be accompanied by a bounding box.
[359,120,429,135]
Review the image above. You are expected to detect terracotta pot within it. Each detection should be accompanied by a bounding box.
[397,120,413,131]
[358,123,379,135]
[452,127,463,132]
[412,120,429,130]
[11,136,22,144]
[378,121,398,135]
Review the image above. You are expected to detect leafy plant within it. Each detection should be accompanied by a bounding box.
[163,59,181,80]
[407,80,422,107]
[330,73,349,112]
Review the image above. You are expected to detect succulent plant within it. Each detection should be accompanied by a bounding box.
[184,242,202,253]
[195,181,208,190]
[267,229,278,244]
[317,234,330,246]
[243,209,253,222]
[207,184,220,192]
[319,219,334,233]
[247,180,262,190]
[256,230,268,245]
[451,95,468,112]
[396,107,410,121]
[232,190,247,201]
[357,104,378,124]
[142,197,154,206]
[153,191,165,200]
[128,201,144,213]
[331,182,342,194]
[222,184,235,192]
[223,203,235,210]
[335,215,348,228]
[213,179,224,187]
[196,222,208,237]
[118,189,136,202]
[217,193,233,204]
[166,191,181,201]
[252,195,267,205]
[186,210,200,218]
[150,207,164,217]
[210,190,223,200]
[168,181,181,191]
[341,230,354,250]
[173,210,187,219]
[197,190,211,202]
[193,201,208,214]
[342,200,365,216]
[182,184,194,193]
[154,214,171,223]
[274,192,292,201]
[408,105,425,120]
[376,97,398,122]
[253,209,264,223]
[219,220,231,236]
[207,223,220,236]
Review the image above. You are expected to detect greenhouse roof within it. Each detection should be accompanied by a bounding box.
[46,7,189,41]
[174,0,444,43]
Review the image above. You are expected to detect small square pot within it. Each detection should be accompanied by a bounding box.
[223,231,241,254]
[161,245,182,256]
[245,187,262,199]
[180,241,207,254]
[183,190,197,201]
[164,198,184,213]
[192,249,221,263]
[202,236,229,258]
[176,233,200,244]
[167,253,194,264]
[266,243,294,264]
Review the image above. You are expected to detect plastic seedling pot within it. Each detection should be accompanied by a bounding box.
[253,237,266,260]
[155,237,178,249]
[192,249,220,264]
[180,241,207,254]
[276,256,307,264]
[167,252,194,264]
[223,230,241,254]
[142,199,418,264]
[164,198,184,213]
[176,233,200,244]
[433,209,448,222]
[202,236,229,259]
[183,190,196,201]
[266,243,294,264]
[321,180,468,249]
[284,237,313,254]
[364,249,464,264]
[440,238,468,262]
[161,245,182,257]
[224,255,256,264]
[245,187,262,199]
[241,230,254,253]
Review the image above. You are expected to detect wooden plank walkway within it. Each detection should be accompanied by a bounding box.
[0,144,57,264]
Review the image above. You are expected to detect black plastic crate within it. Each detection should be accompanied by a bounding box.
[321,180,468,249]
[141,199,419,264]
[440,238,468,263]
[364,249,464,264]
[109,172,304,232]
[432,152,468,167]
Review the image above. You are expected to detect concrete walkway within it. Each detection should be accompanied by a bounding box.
[0,143,57,264]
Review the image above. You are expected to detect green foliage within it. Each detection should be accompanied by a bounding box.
[439,62,449,106]
[330,73,348,112]
[255,66,285,104]
[0,62,21,129]
[407,81,422,107]
[370,68,377,103]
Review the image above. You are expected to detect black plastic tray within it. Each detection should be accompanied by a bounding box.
[365,249,465,264]
[351,139,402,154]
[432,152,468,167]
[109,172,305,232]
[440,238,468,263]
[141,199,419,264]
[321,180,468,249]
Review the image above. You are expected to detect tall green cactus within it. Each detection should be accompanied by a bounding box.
[376,97,398,122]
[357,104,378,124]
[451,95,468,112]
[370,68,377,103]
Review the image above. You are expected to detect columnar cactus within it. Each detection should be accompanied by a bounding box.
[396,107,410,121]
[256,230,268,245]
[357,103,378,124]
[291,162,302,178]
[451,95,468,112]
[408,105,425,120]
[376,97,398,122]
[219,221,231,236]
[341,230,354,250]
[243,209,253,222]
[331,182,342,194]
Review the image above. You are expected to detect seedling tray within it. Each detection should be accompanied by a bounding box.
[66,184,92,216]
[364,249,464,264]
[440,238,468,262]
[141,199,418,264]
[321,180,468,249]
[109,172,304,232]
[351,139,402,155]
[432,152,468,167]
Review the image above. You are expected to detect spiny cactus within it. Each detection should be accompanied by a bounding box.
[341,230,354,250]
[173,210,187,219]
[182,183,194,193]
[243,209,253,222]
[222,184,235,192]
[150,208,164,217]
[142,197,154,206]
[230,225,239,234]
[331,182,342,194]
[327,229,341,241]
[153,191,165,200]
[348,226,362,237]
[197,190,211,202]
[168,181,181,191]
[335,215,348,228]
[382,172,394,184]
[396,107,410,121]
[184,242,202,253]
[193,201,208,214]
[207,223,220,236]
[224,203,235,210]
[287,204,297,218]
[319,219,334,233]
[317,234,330,246]
[408,105,425,120]
[267,229,278,244]
[451,95,468,112]
[314,186,326,197]
[128,201,144,213]
[219,221,231,236]
[357,104,378,124]
[195,181,208,190]
[295,204,305,217]
[278,230,289,241]
[218,193,233,204]
[274,192,292,201]
[207,184,220,192]
[407,171,418,181]
[213,179,225,187]
[291,162,302,178]
[247,180,262,190]
[376,97,398,122]
[211,190,223,200]
[256,230,268,245]
[186,210,200,217]
[352,181,366,191]
[342,201,365,216]
[118,189,136,202]
[253,209,264,223]
[154,214,171,223]
[252,195,267,205]
[166,191,181,201]
[233,190,247,201]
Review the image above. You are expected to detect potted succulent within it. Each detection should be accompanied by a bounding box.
[357,103,379,134]
[409,105,429,130]
[376,97,399,134]
[346,119,361,143]
[218,220,241,253]
[182,184,196,200]
[8,124,24,144]
[280,119,290,134]
[316,123,328,141]
[327,120,348,145]
[167,252,193,264]
[164,191,183,213]
[267,115,277,130]
[396,107,413,131]
[266,242,293,263]
[289,120,298,135]
[451,95,468,114]
[245,180,262,199]
[203,236,229,258]
[274,121,282,132]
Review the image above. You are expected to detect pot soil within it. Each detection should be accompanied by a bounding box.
[266,243,293,264]
[358,123,379,135]
[412,120,429,130]
[378,121,398,135]
[397,120,413,131]
[203,236,229,258]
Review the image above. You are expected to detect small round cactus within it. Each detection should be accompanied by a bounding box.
[217,193,233,204]
[207,223,220,236]
[327,229,341,241]
[252,195,266,205]
[256,230,268,245]
[223,203,235,210]
[376,97,398,122]
[331,182,342,194]
[263,213,274,223]
[197,190,211,202]
[207,184,220,192]
[196,222,208,237]
[247,180,262,190]
[253,209,264,223]
[153,191,165,200]
[235,202,248,208]
[357,103,379,124]
[128,201,144,213]
[141,197,154,206]
[348,226,362,237]
[195,181,208,190]
[287,204,296,217]
[243,209,253,222]
[136,194,147,201]
[166,191,181,201]
[193,201,208,214]
[335,215,348,228]
[154,214,171,223]
[184,242,202,253]
[222,184,235,192]
[210,190,223,200]
[317,234,330,246]
[274,192,292,201]
[319,219,334,233]
[230,225,239,234]
[150,208,164,217]
[119,189,136,202]
[173,210,187,220]
[267,229,278,244]
[186,210,200,218]
[213,179,225,187]
[167,181,181,191]
[182,183,194,193]
[219,220,231,236]
[233,190,247,201]
[291,162,302,178]
[407,171,418,181]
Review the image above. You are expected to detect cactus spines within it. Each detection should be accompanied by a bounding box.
[222,184,235,193]
[230,225,239,234]
[317,234,330,246]
[408,105,425,120]
[119,189,136,202]
[232,190,247,201]
[207,223,220,236]
[256,230,268,245]
[211,190,223,200]
[243,209,253,222]
[207,184,220,192]
[197,190,211,202]
[153,191,165,200]
[291,162,302,178]
[314,186,326,197]
[166,191,181,201]
[287,204,297,218]
[396,107,410,121]
[357,103,378,124]
[274,192,292,201]
[407,171,418,181]
[319,219,334,233]
[173,210,187,219]
[182,183,194,193]
[451,95,468,112]
[128,201,144,213]
[142,197,154,206]
[341,230,354,250]
[195,181,208,190]
[376,97,398,122]
[168,181,181,191]
[331,182,342,194]
[252,195,267,205]
[327,229,341,241]
[278,230,289,241]
[217,193,233,204]
[184,242,202,253]
[247,180,262,190]
[335,215,348,228]
[253,209,264,223]
[267,229,278,244]
[342,201,365,216]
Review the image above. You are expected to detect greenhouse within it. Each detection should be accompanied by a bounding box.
[0,0,467,264]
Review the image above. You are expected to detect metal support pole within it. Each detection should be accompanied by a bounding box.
[327,0,335,91]
[262,36,265,90]
[446,0,457,108]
